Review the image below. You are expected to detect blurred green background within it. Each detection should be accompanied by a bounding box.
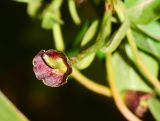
[0,0,154,121]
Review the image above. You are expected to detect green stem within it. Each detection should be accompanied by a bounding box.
[72,67,112,97]
[106,53,141,121]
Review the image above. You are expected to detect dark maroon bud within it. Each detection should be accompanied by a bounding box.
[124,90,153,117]
[33,49,72,87]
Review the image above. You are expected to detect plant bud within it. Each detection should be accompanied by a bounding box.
[33,49,72,87]
[124,90,153,117]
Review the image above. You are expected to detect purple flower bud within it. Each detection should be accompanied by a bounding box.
[33,49,72,87]
[124,90,153,117]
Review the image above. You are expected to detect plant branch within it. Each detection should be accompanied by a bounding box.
[106,53,142,121]
[71,67,112,97]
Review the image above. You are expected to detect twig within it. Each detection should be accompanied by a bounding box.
[72,67,112,97]
[106,53,142,121]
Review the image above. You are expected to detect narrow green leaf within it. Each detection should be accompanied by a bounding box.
[0,90,29,121]
[81,20,99,47]
[72,12,112,65]
[75,52,95,70]
[112,52,153,93]
[100,11,112,41]
[68,21,90,57]
[72,20,90,47]
[148,97,160,121]
[137,21,160,41]
[132,29,160,60]
[68,0,81,25]
[125,0,160,24]
[102,19,129,53]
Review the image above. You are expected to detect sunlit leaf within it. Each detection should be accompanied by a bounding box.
[112,52,153,93]
[125,0,160,24]
[148,97,160,121]
[0,90,29,121]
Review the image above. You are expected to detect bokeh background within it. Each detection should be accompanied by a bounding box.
[0,1,153,121]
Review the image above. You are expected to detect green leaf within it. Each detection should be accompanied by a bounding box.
[102,19,129,53]
[136,21,160,41]
[132,29,160,60]
[125,45,159,77]
[125,0,160,24]
[68,0,81,25]
[0,90,29,121]
[41,0,63,29]
[81,20,99,47]
[148,97,160,121]
[68,21,90,57]
[75,52,95,70]
[72,21,90,47]
[112,52,153,93]
[27,1,42,17]
[42,12,63,29]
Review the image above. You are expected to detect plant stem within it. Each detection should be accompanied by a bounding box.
[106,53,142,121]
[126,29,160,90]
[72,67,112,97]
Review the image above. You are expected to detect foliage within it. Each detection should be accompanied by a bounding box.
[1,0,160,120]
